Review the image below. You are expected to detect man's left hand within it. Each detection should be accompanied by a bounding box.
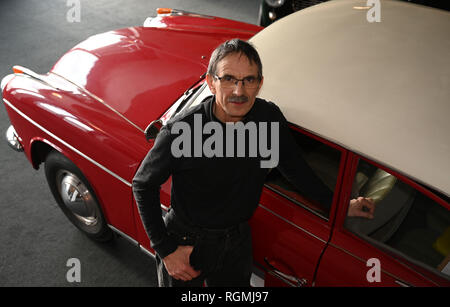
[348,197,376,219]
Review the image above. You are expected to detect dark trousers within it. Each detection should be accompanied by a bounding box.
[156,209,253,287]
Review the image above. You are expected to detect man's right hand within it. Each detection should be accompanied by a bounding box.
[162,245,201,281]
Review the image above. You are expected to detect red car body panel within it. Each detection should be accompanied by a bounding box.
[3,75,146,237]
[250,125,348,286]
[314,152,449,287]
[50,15,262,131]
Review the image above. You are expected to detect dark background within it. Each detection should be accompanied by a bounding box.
[0,0,259,287]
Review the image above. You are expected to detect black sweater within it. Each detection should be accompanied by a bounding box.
[132,96,333,258]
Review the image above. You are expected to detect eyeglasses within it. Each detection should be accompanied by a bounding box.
[214,75,261,89]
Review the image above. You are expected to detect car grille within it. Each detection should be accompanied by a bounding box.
[292,0,329,11]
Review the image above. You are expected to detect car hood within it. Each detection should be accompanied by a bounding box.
[50,21,260,131]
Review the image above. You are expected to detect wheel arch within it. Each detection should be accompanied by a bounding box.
[30,138,105,212]
[30,138,61,169]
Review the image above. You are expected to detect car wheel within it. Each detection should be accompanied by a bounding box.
[44,150,113,242]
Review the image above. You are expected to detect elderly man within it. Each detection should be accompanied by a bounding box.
[132,39,374,287]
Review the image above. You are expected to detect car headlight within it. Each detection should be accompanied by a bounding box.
[265,0,285,8]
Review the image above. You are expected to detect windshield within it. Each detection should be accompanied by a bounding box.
[161,82,212,124]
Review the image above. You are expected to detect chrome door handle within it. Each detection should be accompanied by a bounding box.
[395,280,411,287]
[264,257,308,287]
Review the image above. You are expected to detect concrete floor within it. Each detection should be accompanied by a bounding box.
[0,0,260,286]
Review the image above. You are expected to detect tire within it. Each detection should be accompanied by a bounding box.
[44,150,113,242]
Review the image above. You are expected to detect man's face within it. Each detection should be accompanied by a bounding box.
[206,52,263,123]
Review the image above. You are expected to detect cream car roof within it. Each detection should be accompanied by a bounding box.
[250,0,450,197]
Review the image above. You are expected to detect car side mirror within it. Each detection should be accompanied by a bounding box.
[145,119,163,142]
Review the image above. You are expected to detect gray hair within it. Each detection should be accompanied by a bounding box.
[207,39,263,79]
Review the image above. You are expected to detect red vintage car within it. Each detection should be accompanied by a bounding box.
[2,0,449,286]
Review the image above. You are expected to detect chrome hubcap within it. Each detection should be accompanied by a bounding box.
[56,170,99,226]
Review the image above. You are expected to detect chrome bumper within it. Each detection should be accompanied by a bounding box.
[5,125,23,152]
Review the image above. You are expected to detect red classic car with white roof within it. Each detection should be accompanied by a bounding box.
[2,0,449,286]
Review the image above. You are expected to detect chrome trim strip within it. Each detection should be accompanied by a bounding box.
[139,245,156,259]
[3,98,132,187]
[108,225,139,246]
[394,280,410,287]
[108,224,156,259]
[266,270,297,287]
[168,9,215,19]
[49,72,144,133]
[258,203,327,244]
[264,184,329,221]
[11,66,62,90]
[160,203,169,211]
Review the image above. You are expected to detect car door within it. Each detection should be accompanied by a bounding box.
[315,154,450,286]
[250,125,347,286]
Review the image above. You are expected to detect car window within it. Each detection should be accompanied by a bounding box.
[264,128,342,219]
[345,159,450,279]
